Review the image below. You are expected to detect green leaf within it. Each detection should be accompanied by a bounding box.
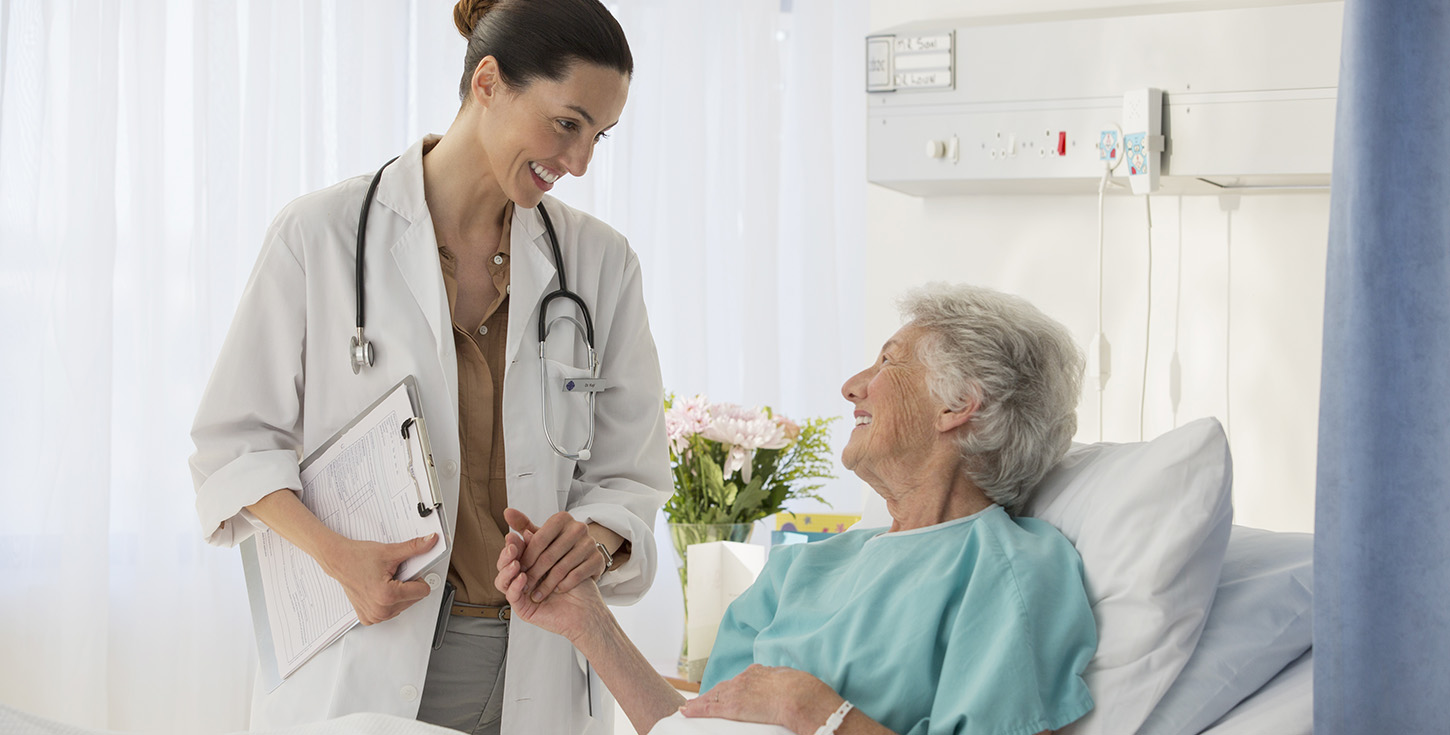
[701,455,725,504]
[734,475,769,517]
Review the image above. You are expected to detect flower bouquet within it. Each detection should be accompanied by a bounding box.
[662,394,837,678]
[663,394,837,528]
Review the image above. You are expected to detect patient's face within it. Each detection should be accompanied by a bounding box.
[840,326,940,484]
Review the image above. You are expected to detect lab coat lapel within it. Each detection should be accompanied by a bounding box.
[507,204,558,370]
[373,138,454,380]
[391,217,451,368]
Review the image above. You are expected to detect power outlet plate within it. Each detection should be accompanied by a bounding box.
[1098,129,1121,165]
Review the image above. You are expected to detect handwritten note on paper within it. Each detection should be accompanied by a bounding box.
[254,381,447,680]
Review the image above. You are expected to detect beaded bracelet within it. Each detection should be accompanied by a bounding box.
[812,701,855,735]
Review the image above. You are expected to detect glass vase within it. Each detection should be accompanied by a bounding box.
[667,522,755,682]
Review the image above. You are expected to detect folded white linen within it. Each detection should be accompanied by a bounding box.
[1196,650,1313,735]
[647,712,793,735]
[0,706,459,735]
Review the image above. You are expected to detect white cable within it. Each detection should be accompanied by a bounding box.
[1094,126,1125,442]
[1096,166,1109,441]
[1140,194,1153,441]
[1224,211,1232,438]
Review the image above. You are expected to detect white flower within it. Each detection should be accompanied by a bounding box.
[665,394,712,454]
[702,403,791,483]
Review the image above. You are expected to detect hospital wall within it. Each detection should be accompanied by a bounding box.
[863,0,1338,533]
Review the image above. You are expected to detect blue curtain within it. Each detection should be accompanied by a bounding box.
[1316,1,1450,731]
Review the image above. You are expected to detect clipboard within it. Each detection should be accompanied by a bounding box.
[241,376,450,688]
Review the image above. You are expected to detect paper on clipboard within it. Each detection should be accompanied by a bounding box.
[241,377,449,686]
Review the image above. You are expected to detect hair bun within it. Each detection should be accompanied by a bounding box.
[453,0,497,39]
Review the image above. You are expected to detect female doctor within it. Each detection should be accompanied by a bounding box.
[188,1,670,733]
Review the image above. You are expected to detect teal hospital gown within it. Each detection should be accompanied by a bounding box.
[700,505,1096,735]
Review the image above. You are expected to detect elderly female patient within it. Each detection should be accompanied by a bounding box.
[497,284,1097,735]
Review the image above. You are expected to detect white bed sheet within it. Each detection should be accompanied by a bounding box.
[1,656,1313,735]
[0,707,457,735]
[1196,649,1313,735]
[644,651,1316,735]
[646,712,789,735]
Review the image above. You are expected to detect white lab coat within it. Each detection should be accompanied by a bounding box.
[190,136,672,733]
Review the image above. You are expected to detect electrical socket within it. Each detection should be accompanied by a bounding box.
[1098,129,1120,163]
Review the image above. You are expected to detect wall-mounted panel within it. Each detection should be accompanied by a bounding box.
[867,3,1342,195]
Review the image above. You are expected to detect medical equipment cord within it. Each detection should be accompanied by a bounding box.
[1096,167,1110,440]
[1140,194,1152,441]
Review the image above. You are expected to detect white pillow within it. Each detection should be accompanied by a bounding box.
[1137,526,1313,735]
[1024,417,1234,735]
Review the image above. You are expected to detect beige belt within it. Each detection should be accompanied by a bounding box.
[450,603,511,621]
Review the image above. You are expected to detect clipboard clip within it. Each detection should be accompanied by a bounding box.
[402,417,443,518]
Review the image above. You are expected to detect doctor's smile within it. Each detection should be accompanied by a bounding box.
[529,161,562,186]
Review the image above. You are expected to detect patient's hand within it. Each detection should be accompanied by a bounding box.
[681,664,858,735]
[495,529,608,643]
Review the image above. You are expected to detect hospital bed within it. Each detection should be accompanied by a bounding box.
[0,419,1311,735]
[654,417,1315,735]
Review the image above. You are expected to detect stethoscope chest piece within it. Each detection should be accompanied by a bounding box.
[350,328,374,375]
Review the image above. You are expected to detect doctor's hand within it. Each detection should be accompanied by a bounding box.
[494,529,609,645]
[502,508,609,604]
[320,534,436,625]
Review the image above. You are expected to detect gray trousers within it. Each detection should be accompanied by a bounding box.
[416,615,509,735]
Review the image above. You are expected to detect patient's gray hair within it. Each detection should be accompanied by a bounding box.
[900,283,1084,514]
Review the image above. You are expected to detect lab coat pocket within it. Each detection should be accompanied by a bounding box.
[539,357,594,462]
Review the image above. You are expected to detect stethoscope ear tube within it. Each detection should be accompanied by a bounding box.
[352,156,399,373]
[537,289,595,346]
[534,202,595,348]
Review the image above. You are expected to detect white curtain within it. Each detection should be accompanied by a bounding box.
[1,1,465,730]
[559,0,867,426]
[0,0,865,730]
[552,0,868,668]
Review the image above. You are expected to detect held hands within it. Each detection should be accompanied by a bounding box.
[682,664,846,735]
[319,533,437,625]
[502,508,608,602]
[494,524,609,643]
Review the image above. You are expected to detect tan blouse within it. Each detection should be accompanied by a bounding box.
[438,204,513,606]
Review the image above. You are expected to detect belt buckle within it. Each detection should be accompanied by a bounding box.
[497,605,511,621]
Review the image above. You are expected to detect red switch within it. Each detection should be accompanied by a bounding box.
[1057,131,1067,157]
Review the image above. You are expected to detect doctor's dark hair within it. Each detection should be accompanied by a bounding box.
[899,283,1084,515]
[453,0,633,102]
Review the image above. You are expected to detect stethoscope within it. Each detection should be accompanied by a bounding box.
[351,157,598,461]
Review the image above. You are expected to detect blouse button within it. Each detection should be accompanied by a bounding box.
[478,325,488,336]
[493,254,504,265]
[443,460,459,478]
[400,685,418,702]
